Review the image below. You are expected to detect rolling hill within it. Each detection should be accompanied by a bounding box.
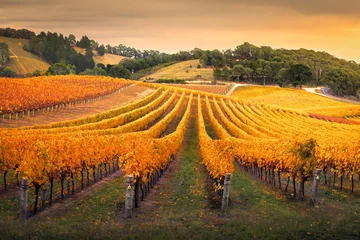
[231,85,360,117]
[0,37,50,75]
[73,47,126,65]
[142,59,214,81]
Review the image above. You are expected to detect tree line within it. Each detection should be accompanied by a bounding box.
[0,42,16,77]
[1,27,359,98]
[207,42,360,97]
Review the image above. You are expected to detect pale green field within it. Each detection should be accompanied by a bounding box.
[74,47,126,65]
[142,59,214,81]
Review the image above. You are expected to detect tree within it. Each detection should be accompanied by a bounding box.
[191,48,203,59]
[0,67,16,77]
[68,34,76,45]
[77,36,91,48]
[209,49,225,68]
[231,64,248,81]
[213,68,222,80]
[48,63,76,75]
[288,64,312,88]
[97,45,106,56]
[0,43,10,68]
[109,64,130,79]
[292,139,317,201]
[200,53,209,68]
[79,66,107,76]
[85,47,93,59]
[323,67,360,96]
[275,68,290,87]
[221,67,231,81]
[97,63,106,70]
[74,54,95,73]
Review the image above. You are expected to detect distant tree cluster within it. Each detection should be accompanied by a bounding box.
[0,42,16,77]
[209,42,360,97]
[0,28,35,39]
[25,31,95,73]
[0,42,10,68]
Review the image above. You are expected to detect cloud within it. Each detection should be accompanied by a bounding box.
[1,0,360,61]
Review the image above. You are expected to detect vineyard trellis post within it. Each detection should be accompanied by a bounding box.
[124,175,134,219]
[221,173,231,210]
[311,169,321,205]
[20,177,29,221]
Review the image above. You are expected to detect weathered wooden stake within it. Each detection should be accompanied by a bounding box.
[311,169,321,205]
[20,178,28,221]
[124,175,134,218]
[221,173,231,210]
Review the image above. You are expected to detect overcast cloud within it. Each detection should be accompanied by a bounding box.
[1,0,360,61]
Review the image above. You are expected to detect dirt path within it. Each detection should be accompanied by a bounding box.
[303,87,360,104]
[0,85,154,128]
[226,83,251,96]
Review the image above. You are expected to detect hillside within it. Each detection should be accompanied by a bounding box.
[74,46,126,65]
[142,59,214,81]
[231,85,360,117]
[0,36,50,75]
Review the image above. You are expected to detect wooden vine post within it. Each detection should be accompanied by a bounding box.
[311,169,321,205]
[221,173,231,210]
[124,175,134,219]
[20,177,29,221]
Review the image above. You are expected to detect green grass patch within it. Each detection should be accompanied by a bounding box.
[156,79,186,84]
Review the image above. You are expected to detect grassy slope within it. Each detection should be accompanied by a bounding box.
[0,37,50,75]
[73,47,126,66]
[231,85,360,117]
[142,59,214,81]
[131,62,178,80]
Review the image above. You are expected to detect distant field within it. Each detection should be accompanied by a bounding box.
[74,47,126,65]
[231,85,360,117]
[0,37,50,75]
[142,59,214,81]
[164,84,229,95]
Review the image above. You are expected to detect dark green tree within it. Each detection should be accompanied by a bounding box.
[48,63,76,75]
[77,36,91,48]
[323,67,360,96]
[68,34,76,45]
[96,45,106,56]
[0,42,10,68]
[288,64,312,88]
[0,67,16,77]
[110,64,131,79]
[231,64,248,81]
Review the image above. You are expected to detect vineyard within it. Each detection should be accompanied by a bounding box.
[231,85,360,118]
[163,83,229,95]
[0,76,130,118]
[0,76,359,239]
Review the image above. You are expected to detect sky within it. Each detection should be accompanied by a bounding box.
[1,0,360,62]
